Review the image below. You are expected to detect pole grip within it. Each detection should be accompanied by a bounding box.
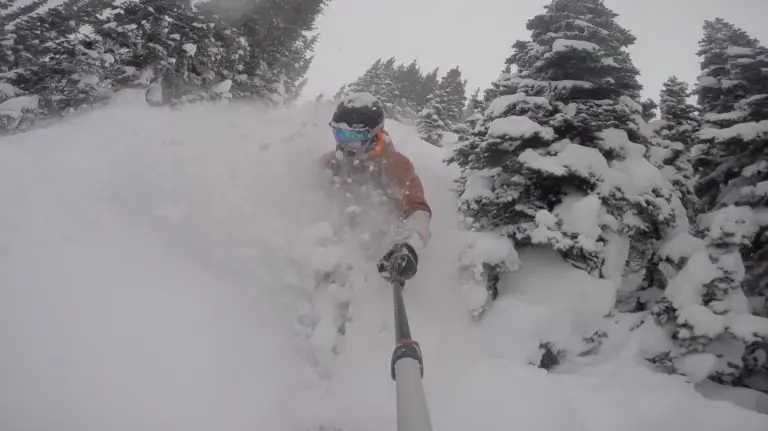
[391,339,423,380]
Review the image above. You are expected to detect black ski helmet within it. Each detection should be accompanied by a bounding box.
[331,92,385,132]
[329,93,386,158]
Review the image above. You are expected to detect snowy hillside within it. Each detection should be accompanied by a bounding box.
[1,93,767,431]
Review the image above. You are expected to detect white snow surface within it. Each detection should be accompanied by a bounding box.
[0,94,39,112]
[211,79,233,94]
[182,43,197,56]
[485,93,551,118]
[518,142,609,178]
[552,39,601,53]
[697,120,768,142]
[658,231,706,262]
[697,76,720,88]
[0,82,21,98]
[487,115,555,141]
[703,110,747,123]
[2,92,767,431]
[726,46,755,56]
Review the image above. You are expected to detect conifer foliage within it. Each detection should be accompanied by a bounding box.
[417,66,467,145]
[449,0,680,282]
[0,0,327,134]
[646,18,768,391]
[657,76,700,144]
[341,58,467,141]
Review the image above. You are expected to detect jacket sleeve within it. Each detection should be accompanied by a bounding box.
[387,151,432,219]
[387,151,432,253]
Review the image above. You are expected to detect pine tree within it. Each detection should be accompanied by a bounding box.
[345,57,416,120]
[197,0,327,101]
[420,67,440,108]
[348,58,440,122]
[0,0,47,27]
[0,0,118,132]
[436,66,467,128]
[417,94,445,146]
[393,59,423,118]
[0,0,325,133]
[694,19,768,313]
[416,66,467,144]
[347,58,382,95]
[463,87,482,119]
[448,0,680,286]
[694,19,767,217]
[376,57,400,117]
[657,76,700,143]
[456,87,483,142]
[101,0,229,105]
[333,83,347,101]
[648,76,702,219]
[648,18,768,390]
[641,98,658,122]
[696,18,761,117]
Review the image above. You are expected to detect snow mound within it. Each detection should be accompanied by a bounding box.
[697,120,768,142]
[552,39,601,53]
[487,115,555,140]
[658,231,706,262]
[485,93,551,117]
[1,95,767,431]
[519,141,609,178]
[0,82,21,98]
[0,94,39,112]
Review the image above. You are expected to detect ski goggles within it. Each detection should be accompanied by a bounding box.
[330,123,382,152]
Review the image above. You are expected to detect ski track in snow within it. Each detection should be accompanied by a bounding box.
[1,91,767,431]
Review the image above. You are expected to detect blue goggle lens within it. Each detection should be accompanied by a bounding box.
[332,128,374,145]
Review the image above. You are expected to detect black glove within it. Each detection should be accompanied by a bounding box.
[378,243,419,281]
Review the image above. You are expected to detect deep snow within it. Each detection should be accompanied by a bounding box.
[1,92,767,431]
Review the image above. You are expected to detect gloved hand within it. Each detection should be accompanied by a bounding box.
[378,243,419,281]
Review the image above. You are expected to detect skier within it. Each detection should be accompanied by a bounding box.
[320,93,432,282]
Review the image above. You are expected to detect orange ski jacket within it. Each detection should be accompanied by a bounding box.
[320,130,432,221]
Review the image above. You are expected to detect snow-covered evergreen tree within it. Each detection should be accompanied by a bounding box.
[463,87,482,119]
[649,206,768,386]
[332,83,347,101]
[641,98,658,123]
[198,0,327,101]
[646,76,701,220]
[345,57,404,118]
[657,76,701,144]
[417,94,446,146]
[393,59,423,117]
[695,18,761,118]
[343,59,461,124]
[448,0,681,287]
[0,0,118,132]
[0,0,325,132]
[375,57,401,117]
[692,20,768,303]
[436,66,467,128]
[346,59,381,95]
[416,66,467,144]
[420,67,440,106]
[646,18,768,391]
[456,87,484,142]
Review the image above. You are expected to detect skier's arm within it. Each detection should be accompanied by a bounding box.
[388,152,432,253]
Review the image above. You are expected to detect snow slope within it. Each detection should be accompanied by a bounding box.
[1,92,767,431]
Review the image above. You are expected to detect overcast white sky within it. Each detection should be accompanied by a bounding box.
[302,0,768,103]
